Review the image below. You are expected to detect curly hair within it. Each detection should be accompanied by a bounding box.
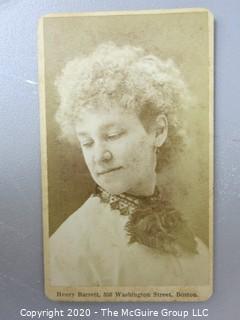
[55,42,191,170]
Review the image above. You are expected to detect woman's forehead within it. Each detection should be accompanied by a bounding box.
[75,107,140,132]
[78,105,136,120]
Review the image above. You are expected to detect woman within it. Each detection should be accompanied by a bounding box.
[50,42,209,286]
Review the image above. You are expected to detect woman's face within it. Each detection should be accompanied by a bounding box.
[75,107,158,196]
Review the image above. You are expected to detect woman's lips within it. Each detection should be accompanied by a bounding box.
[97,167,122,175]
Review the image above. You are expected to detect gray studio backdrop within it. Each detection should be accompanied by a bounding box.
[0,0,239,319]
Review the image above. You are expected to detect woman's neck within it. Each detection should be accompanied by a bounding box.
[125,174,156,197]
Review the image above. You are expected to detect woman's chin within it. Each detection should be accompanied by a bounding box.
[98,181,130,195]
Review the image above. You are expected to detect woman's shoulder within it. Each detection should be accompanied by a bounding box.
[130,236,209,285]
[51,196,99,236]
[50,194,123,249]
[50,196,100,253]
[176,237,209,285]
[195,237,209,259]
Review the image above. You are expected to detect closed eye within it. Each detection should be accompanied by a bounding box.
[106,131,125,140]
[80,139,94,148]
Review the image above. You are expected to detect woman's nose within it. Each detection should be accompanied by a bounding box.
[94,143,113,163]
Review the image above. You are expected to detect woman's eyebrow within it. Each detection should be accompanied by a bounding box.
[76,131,89,137]
[76,123,125,137]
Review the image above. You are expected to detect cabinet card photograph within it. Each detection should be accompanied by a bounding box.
[39,9,214,301]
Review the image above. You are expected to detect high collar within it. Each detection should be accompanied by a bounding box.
[93,185,162,216]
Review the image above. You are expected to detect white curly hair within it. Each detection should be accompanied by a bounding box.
[55,42,191,169]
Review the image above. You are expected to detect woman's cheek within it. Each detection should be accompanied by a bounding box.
[111,140,128,158]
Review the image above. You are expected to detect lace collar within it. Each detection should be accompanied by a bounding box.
[93,185,162,216]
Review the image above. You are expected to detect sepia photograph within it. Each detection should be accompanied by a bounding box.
[39,9,213,301]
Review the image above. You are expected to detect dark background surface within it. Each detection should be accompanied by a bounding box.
[0,0,240,319]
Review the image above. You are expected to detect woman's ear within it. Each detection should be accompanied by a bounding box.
[154,114,168,148]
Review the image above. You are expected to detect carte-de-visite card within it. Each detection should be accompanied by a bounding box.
[39,8,214,302]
